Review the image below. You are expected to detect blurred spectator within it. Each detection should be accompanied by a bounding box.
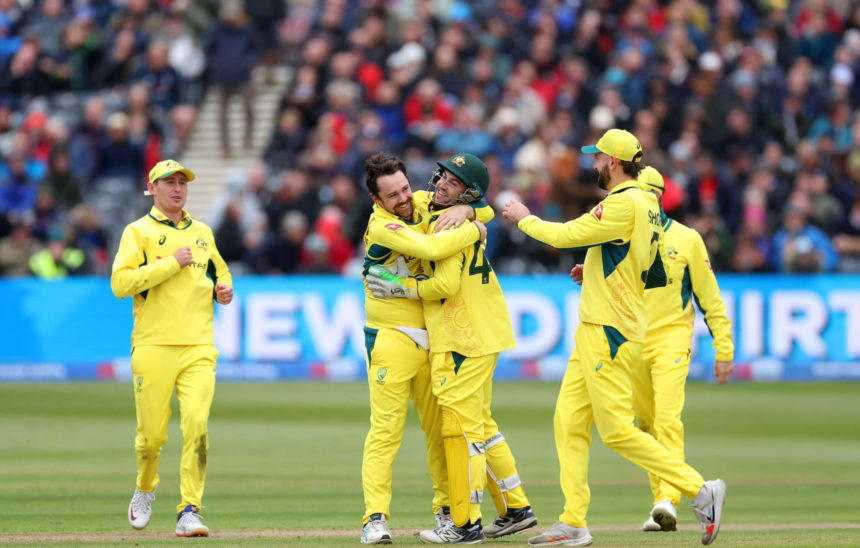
[69,204,109,273]
[0,149,41,218]
[205,0,260,158]
[770,199,838,272]
[95,112,143,182]
[834,196,860,271]
[29,226,86,279]
[41,146,83,211]
[0,218,41,276]
[250,209,308,274]
[264,107,306,171]
[243,0,287,84]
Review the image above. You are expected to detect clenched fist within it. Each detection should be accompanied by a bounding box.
[173,246,194,267]
[215,283,233,305]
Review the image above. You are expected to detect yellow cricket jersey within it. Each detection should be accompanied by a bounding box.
[111,206,232,347]
[362,191,494,330]
[518,180,666,343]
[646,216,734,361]
[416,216,516,357]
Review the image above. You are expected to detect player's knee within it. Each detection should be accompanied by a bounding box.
[597,423,636,448]
[136,432,167,454]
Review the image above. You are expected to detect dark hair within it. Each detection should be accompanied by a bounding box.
[365,152,407,196]
[619,159,644,179]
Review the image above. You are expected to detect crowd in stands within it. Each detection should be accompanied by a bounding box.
[0,0,285,277]
[3,0,860,279]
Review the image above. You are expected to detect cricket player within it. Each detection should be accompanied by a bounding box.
[502,129,726,547]
[632,166,734,532]
[368,153,537,544]
[111,159,233,537]
[359,152,493,544]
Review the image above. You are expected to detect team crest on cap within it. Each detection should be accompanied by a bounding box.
[452,155,466,167]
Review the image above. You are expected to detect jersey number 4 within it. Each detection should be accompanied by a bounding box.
[468,241,493,284]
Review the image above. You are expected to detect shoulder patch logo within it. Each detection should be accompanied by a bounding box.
[705,259,713,271]
[591,203,604,220]
[385,223,404,232]
[452,155,466,167]
[158,235,166,245]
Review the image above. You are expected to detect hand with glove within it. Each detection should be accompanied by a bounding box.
[366,256,420,300]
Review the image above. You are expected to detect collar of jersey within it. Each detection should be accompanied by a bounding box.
[373,202,423,225]
[148,206,192,229]
[608,180,640,195]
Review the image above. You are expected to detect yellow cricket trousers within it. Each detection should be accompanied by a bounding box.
[482,379,530,515]
[554,323,704,526]
[631,332,692,507]
[131,344,218,513]
[362,327,447,523]
[429,351,497,526]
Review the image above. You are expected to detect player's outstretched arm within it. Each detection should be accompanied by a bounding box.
[504,197,631,249]
[369,219,482,261]
[110,226,183,299]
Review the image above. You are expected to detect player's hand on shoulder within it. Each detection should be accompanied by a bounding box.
[434,205,471,232]
[215,283,233,305]
[173,246,193,268]
[474,220,487,242]
[570,264,584,286]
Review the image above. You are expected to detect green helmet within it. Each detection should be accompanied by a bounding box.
[436,153,489,201]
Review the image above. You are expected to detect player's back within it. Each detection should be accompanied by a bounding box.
[645,218,700,335]
[419,217,515,357]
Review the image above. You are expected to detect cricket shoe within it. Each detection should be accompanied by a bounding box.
[435,507,453,530]
[646,500,677,531]
[128,486,156,530]
[361,513,392,544]
[692,479,726,545]
[419,521,484,544]
[528,521,593,546]
[484,505,538,538]
[175,505,209,537]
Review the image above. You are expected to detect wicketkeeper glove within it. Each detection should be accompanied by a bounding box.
[366,256,419,300]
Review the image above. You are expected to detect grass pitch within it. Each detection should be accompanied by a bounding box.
[1,381,858,546]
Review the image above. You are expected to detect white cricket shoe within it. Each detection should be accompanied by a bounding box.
[692,479,726,545]
[528,521,593,546]
[642,516,662,531]
[361,514,393,544]
[175,505,209,537]
[648,500,677,531]
[435,507,453,530]
[419,521,483,544]
[128,487,156,530]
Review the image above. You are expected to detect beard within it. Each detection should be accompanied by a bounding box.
[597,165,611,190]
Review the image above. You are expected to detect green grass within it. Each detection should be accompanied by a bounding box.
[1,382,859,546]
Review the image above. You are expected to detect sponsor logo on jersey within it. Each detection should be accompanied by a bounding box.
[385,223,404,232]
[705,259,712,270]
[591,203,603,220]
[376,368,387,385]
[196,237,208,250]
[667,246,678,260]
[158,235,166,245]
[136,376,143,393]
